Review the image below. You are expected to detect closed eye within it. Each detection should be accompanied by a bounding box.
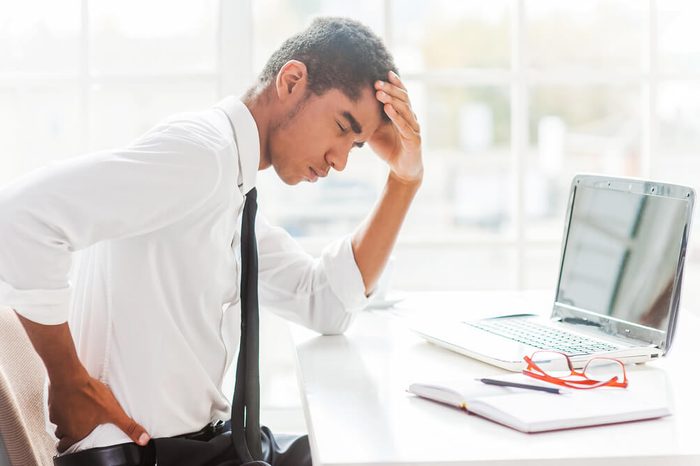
[338,120,363,148]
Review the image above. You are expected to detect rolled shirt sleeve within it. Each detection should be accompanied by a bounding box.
[320,235,372,312]
[0,123,224,324]
[257,213,372,335]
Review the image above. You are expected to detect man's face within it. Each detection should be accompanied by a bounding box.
[266,86,384,185]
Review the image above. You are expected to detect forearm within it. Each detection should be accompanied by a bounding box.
[15,312,88,386]
[351,172,420,294]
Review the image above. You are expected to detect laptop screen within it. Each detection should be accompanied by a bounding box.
[556,183,690,333]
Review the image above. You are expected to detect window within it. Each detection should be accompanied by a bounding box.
[0,0,218,186]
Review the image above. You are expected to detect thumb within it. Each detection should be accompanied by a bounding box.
[57,436,77,454]
[112,412,150,446]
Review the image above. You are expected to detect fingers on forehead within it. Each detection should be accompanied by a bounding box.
[376,82,409,100]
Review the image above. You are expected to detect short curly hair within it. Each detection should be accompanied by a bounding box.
[258,17,397,106]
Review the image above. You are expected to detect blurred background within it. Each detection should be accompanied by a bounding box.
[1,0,699,435]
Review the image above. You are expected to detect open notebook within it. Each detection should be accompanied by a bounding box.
[408,370,671,433]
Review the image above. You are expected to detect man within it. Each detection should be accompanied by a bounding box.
[0,16,422,466]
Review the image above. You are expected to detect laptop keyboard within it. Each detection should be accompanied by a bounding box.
[466,317,620,356]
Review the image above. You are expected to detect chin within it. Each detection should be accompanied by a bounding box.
[272,164,302,185]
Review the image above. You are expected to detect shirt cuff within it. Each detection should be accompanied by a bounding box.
[0,279,71,324]
[321,235,371,313]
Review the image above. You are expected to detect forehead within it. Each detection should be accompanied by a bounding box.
[312,87,383,137]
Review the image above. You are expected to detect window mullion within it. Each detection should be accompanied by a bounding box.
[383,0,392,48]
[512,0,527,289]
[80,0,90,152]
[642,0,658,178]
[218,0,254,98]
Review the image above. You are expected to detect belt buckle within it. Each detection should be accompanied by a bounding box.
[205,419,225,437]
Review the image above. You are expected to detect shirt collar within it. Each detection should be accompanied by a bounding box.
[215,96,260,196]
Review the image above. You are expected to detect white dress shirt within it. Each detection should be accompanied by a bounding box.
[0,96,371,452]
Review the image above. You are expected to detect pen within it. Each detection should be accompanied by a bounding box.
[475,378,568,395]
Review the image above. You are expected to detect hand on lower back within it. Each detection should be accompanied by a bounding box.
[49,374,150,453]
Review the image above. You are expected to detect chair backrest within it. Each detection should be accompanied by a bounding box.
[0,307,57,466]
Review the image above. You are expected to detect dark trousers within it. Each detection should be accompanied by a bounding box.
[54,425,312,466]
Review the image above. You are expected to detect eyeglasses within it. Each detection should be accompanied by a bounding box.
[523,350,628,389]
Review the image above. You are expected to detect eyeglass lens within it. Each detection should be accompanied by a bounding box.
[583,358,625,382]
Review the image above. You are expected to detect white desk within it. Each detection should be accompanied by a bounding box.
[289,291,700,466]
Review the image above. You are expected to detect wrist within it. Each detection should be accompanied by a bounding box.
[49,373,90,391]
[388,169,423,190]
[47,360,90,389]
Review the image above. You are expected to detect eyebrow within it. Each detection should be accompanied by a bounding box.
[342,111,363,135]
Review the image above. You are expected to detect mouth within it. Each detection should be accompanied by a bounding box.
[307,167,319,183]
[307,166,328,183]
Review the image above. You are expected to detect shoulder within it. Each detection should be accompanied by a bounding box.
[136,107,235,155]
[125,107,239,183]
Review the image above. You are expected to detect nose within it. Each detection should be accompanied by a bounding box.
[325,146,350,172]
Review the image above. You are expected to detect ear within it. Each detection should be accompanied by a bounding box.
[275,60,308,101]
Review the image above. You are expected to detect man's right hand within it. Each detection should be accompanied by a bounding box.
[49,373,151,453]
[13,313,150,453]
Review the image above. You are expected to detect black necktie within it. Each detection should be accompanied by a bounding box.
[231,187,263,462]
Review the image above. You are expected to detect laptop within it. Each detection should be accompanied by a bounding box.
[413,174,695,371]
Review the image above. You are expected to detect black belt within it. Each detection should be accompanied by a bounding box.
[53,420,229,466]
[174,419,228,442]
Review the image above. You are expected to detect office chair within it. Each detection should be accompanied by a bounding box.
[0,307,57,466]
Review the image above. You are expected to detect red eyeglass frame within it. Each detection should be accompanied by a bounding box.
[523,351,629,389]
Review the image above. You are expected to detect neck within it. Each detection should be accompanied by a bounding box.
[242,85,274,171]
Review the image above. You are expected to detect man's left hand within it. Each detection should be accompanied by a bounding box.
[369,71,423,184]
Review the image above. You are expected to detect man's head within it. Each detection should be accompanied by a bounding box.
[259,16,396,106]
[251,17,397,185]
